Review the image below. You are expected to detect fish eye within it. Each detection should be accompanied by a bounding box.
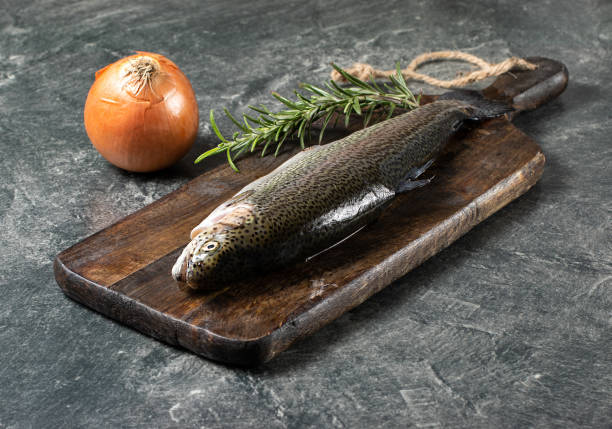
[203,241,220,252]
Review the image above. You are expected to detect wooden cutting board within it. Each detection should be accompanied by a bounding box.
[54,57,568,366]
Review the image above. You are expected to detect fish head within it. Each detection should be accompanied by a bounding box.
[173,192,260,290]
[171,229,236,290]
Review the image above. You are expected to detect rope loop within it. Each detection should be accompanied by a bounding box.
[331,50,537,89]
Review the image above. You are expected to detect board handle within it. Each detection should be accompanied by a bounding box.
[316,56,568,132]
[482,57,568,119]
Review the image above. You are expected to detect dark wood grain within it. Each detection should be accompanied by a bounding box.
[54,58,568,366]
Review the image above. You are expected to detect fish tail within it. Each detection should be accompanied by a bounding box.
[439,89,513,120]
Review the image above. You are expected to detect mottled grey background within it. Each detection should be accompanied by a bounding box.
[1,0,611,427]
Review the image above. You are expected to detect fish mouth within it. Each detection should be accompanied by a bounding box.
[172,246,222,292]
[171,247,190,283]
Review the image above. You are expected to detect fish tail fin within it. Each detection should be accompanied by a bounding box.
[439,89,513,120]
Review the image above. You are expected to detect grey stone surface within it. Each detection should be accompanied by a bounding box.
[1,0,611,427]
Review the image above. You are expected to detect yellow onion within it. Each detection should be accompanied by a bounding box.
[84,51,199,172]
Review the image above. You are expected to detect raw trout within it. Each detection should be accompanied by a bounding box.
[172,91,510,290]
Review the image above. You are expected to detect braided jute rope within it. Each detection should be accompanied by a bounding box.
[331,50,537,88]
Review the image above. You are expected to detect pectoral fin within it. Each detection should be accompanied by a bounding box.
[406,159,434,180]
[396,176,435,193]
[396,159,435,193]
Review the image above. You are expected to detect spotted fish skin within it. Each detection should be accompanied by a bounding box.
[173,97,508,290]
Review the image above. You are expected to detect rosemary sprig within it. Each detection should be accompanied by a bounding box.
[195,63,421,171]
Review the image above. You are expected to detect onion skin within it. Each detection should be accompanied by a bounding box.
[84,52,199,172]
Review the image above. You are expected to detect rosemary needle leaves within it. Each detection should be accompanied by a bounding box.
[195,63,421,171]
